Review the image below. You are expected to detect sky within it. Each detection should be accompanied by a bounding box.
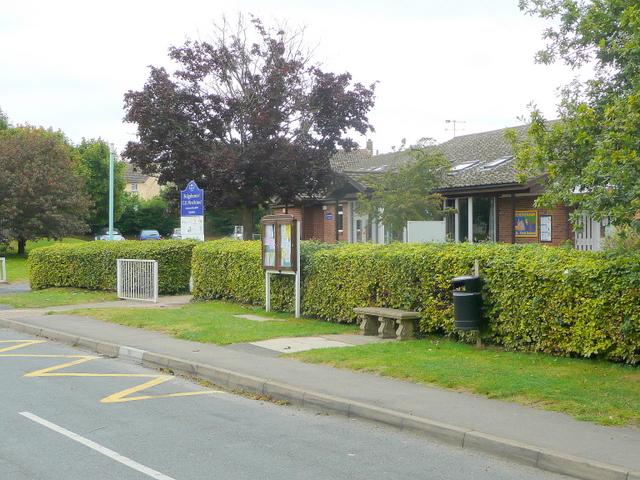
[0,0,586,156]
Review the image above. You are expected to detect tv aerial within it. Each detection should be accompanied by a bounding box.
[445,119,466,137]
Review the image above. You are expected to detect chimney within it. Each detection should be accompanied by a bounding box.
[366,139,373,155]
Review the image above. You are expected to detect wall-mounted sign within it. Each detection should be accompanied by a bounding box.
[261,215,298,272]
[540,215,552,242]
[515,210,538,238]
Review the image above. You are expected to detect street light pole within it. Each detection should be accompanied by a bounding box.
[108,143,115,241]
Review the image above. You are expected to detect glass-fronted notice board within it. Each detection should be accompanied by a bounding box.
[261,215,298,272]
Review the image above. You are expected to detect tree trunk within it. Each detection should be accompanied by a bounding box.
[242,207,254,240]
[17,237,27,255]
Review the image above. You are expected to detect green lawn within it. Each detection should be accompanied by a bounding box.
[288,338,640,427]
[0,287,118,308]
[60,300,359,345]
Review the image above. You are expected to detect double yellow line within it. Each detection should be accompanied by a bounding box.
[1,340,220,403]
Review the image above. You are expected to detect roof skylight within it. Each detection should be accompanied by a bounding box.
[481,155,514,169]
[449,161,478,172]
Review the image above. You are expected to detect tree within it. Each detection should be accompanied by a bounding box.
[0,108,9,131]
[355,139,450,240]
[0,126,91,253]
[123,14,376,239]
[115,194,178,236]
[74,139,127,230]
[513,0,640,228]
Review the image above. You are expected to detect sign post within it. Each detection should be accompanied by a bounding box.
[261,214,300,318]
[180,181,205,241]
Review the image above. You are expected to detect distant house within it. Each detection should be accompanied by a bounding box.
[277,126,609,251]
[123,163,160,200]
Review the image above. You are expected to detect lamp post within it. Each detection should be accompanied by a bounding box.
[108,143,115,240]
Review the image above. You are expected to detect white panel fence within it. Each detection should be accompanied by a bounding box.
[117,259,158,303]
[0,257,5,283]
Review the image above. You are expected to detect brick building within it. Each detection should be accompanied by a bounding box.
[275,125,607,250]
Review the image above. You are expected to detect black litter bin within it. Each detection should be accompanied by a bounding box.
[452,275,483,331]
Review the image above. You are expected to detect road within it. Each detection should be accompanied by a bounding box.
[0,328,572,480]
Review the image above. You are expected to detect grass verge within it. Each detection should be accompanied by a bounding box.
[0,287,118,308]
[59,300,359,346]
[287,336,640,427]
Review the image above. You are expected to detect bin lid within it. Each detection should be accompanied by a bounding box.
[452,275,480,282]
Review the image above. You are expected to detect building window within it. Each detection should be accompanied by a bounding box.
[131,183,138,192]
[447,196,496,243]
[337,204,344,232]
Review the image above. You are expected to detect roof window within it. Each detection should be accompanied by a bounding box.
[481,155,514,170]
[449,161,478,172]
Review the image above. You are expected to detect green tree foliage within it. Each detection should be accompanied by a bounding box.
[0,126,91,253]
[513,0,640,227]
[123,14,376,239]
[74,139,127,230]
[116,194,178,236]
[355,140,450,240]
[0,108,9,131]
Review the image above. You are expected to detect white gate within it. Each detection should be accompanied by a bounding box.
[574,213,608,251]
[0,257,5,283]
[117,259,158,303]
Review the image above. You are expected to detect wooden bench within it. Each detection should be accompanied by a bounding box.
[353,307,420,341]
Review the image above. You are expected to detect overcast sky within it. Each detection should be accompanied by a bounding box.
[0,0,585,155]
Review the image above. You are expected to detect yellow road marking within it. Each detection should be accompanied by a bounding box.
[0,340,46,352]
[1,340,220,402]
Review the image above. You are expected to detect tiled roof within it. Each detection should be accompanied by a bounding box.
[438,125,529,189]
[342,125,532,190]
[123,162,151,183]
[330,149,374,172]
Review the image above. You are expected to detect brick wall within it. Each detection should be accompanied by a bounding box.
[497,196,574,246]
[322,203,349,244]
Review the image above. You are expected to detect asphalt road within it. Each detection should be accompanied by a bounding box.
[0,329,572,480]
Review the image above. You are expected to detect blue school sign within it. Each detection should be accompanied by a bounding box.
[181,181,204,216]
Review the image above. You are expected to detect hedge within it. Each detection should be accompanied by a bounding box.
[29,238,640,363]
[29,240,199,295]
[192,240,640,364]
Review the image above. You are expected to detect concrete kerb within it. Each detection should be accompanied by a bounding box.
[1,316,638,480]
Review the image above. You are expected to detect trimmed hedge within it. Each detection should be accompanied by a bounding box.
[193,240,640,364]
[30,238,640,363]
[29,240,199,295]
[190,239,335,311]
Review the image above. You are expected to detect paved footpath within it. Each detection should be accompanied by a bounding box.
[0,287,639,480]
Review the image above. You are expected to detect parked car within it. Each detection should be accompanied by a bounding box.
[95,228,125,241]
[137,229,162,240]
[170,228,182,239]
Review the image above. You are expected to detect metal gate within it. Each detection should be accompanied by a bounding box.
[117,259,158,303]
[0,257,5,283]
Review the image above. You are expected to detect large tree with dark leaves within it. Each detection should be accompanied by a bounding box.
[123,15,376,239]
[0,126,91,253]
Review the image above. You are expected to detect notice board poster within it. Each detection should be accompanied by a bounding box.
[515,210,538,238]
[540,215,552,242]
[261,215,298,272]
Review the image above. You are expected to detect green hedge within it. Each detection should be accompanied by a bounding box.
[192,240,640,363]
[30,237,640,363]
[29,240,199,295]
[190,239,335,311]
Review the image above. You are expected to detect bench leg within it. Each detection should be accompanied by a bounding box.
[378,316,397,339]
[359,314,380,336]
[396,318,415,341]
